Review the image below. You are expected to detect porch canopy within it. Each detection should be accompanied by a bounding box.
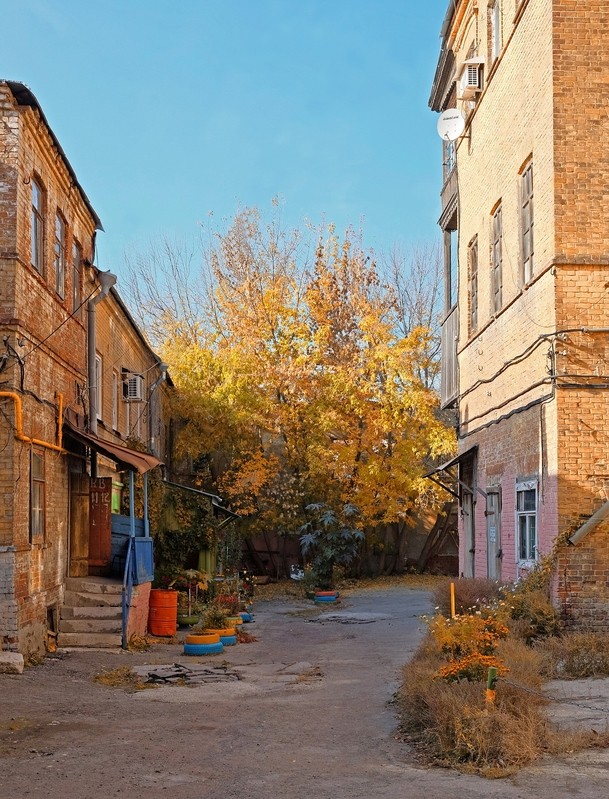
[423,445,478,500]
[63,421,162,474]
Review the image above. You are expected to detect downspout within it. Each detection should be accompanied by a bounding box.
[568,500,609,546]
[87,270,117,475]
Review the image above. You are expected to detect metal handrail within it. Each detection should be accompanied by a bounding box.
[121,537,134,650]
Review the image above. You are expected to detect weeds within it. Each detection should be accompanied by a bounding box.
[93,666,156,692]
[400,574,609,775]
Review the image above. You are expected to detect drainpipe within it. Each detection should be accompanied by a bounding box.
[87,270,117,475]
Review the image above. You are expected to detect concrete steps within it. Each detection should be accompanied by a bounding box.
[58,577,124,649]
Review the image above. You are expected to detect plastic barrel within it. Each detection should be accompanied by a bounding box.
[148,589,178,636]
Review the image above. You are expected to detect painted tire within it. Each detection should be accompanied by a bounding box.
[314,596,338,603]
[183,642,224,655]
[240,613,253,622]
[226,616,244,626]
[201,627,236,637]
[219,635,237,646]
[185,633,220,645]
[315,591,339,597]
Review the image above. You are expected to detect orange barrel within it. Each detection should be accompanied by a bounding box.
[148,589,178,636]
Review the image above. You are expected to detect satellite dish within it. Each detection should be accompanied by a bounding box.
[437,109,465,141]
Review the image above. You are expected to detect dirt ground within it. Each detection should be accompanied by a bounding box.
[2,583,609,799]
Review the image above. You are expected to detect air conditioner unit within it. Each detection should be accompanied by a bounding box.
[124,373,144,402]
[459,58,484,100]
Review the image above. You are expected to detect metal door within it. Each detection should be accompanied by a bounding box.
[486,488,502,580]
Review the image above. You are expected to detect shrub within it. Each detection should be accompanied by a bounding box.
[505,588,560,642]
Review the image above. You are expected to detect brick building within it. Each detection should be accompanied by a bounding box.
[0,80,169,655]
[428,1,609,625]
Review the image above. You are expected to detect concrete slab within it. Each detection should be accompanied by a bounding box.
[0,652,24,674]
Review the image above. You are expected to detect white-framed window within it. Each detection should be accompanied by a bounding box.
[54,212,66,298]
[30,448,45,541]
[516,479,537,562]
[31,179,44,273]
[72,240,82,316]
[490,0,502,61]
[520,161,534,283]
[95,353,103,420]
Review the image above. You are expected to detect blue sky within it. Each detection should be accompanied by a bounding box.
[2,0,448,279]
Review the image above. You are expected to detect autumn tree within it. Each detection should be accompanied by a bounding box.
[125,207,454,574]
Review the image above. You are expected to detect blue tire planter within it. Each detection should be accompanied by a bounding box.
[183,642,224,656]
[240,612,253,623]
[314,595,338,603]
[219,634,237,646]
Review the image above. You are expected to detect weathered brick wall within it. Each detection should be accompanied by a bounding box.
[557,520,609,630]
[0,82,99,654]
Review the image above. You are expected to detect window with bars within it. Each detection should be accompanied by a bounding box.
[30,449,45,541]
[468,236,478,333]
[54,212,66,298]
[520,161,534,282]
[491,203,503,312]
[516,480,537,562]
[31,179,44,273]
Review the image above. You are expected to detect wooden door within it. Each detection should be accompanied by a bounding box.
[69,472,90,577]
[89,477,112,570]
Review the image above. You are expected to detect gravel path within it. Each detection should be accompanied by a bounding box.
[2,586,609,799]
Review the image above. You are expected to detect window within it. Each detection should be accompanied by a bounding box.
[54,212,66,298]
[491,204,503,312]
[468,236,478,333]
[95,353,103,420]
[30,449,45,541]
[443,221,458,312]
[112,369,119,430]
[31,179,44,273]
[516,480,537,562]
[72,240,82,316]
[490,0,502,61]
[520,161,534,282]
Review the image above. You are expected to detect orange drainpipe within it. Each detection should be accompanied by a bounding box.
[0,390,66,453]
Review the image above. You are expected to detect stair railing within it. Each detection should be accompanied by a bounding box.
[121,537,134,650]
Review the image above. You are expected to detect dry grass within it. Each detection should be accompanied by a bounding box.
[93,666,157,692]
[399,578,609,776]
[236,628,258,643]
[537,631,609,679]
[127,634,152,652]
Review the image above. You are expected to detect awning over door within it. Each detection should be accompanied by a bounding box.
[423,446,478,499]
[63,421,163,474]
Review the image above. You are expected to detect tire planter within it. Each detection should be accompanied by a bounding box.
[201,627,236,637]
[219,634,237,646]
[240,612,253,623]
[315,590,340,597]
[183,642,224,656]
[314,595,339,603]
[226,615,243,627]
[185,633,221,645]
